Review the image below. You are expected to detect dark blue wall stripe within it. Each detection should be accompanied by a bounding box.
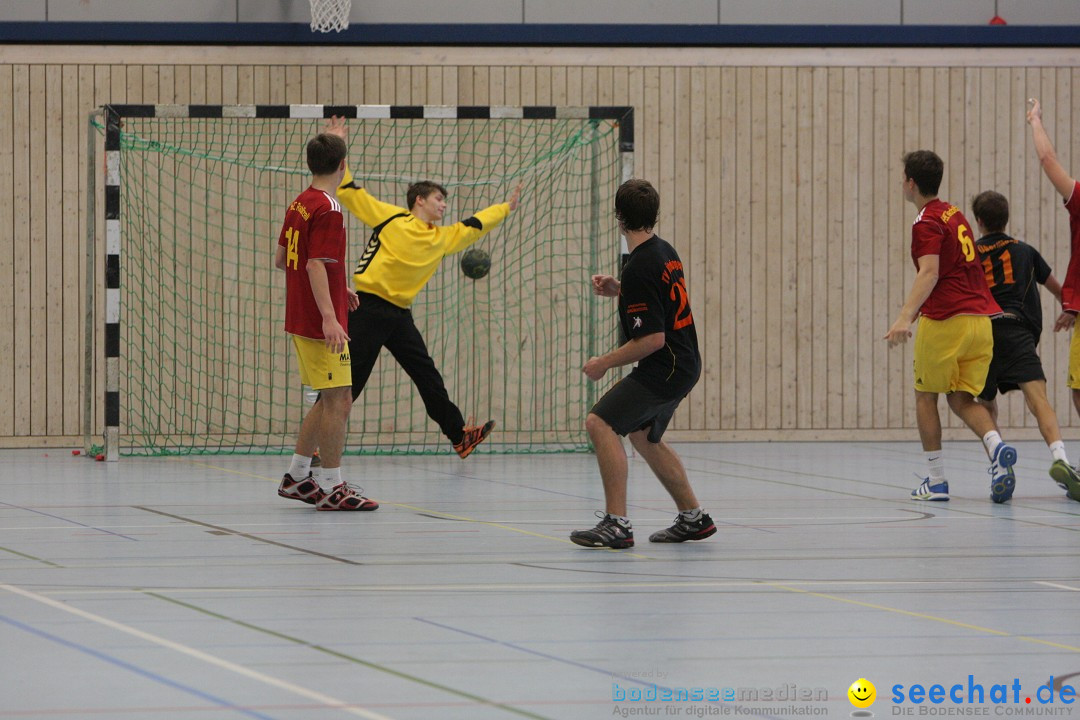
[1,22,1078,47]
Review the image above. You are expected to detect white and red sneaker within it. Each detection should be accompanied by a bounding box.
[277,473,326,505]
[315,482,379,511]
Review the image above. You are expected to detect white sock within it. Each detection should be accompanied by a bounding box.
[679,507,704,522]
[1049,440,1069,464]
[287,453,312,478]
[982,431,1003,458]
[607,513,631,527]
[926,451,945,482]
[319,467,342,490]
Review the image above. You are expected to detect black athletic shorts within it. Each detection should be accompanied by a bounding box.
[590,376,690,443]
[978,319,1046,401]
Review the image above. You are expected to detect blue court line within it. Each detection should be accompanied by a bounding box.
[414,617,786,719]
[0,501,138,541]
[0,613,280,720]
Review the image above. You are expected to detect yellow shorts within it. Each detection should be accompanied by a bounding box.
[913,315,992,395]
[1070,328,1080,390]
[292,335,352,390]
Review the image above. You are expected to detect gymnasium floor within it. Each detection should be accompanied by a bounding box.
[1,441,1079,719]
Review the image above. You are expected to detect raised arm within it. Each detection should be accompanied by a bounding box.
[1028,98,1077,201]
[443,183,523,254]
[323,116,409,227]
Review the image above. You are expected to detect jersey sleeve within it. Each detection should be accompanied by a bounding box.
[306,207,341,262]
[911,218,945,258]
[277,208,292,248]
[337,166,409,228]
[442,203,511,255]
[1031,245,1053,284]
[620,268,666,339]
[1066,180,1080,220]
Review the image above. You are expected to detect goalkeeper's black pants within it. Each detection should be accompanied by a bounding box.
[346,292,466,445]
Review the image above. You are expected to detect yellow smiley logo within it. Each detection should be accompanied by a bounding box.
[848,678,876,708]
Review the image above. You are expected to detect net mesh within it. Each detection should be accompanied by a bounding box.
[107,114,622,455]
[310,0,351,32]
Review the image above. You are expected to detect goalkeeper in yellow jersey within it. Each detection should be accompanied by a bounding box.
[324,117,522,458]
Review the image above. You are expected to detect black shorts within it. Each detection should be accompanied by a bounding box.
[978,319,1046,401]
[590,376,689,443]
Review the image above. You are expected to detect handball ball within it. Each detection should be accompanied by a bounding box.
[460,248,491,279]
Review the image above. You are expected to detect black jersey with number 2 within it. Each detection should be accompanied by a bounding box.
[975,232,1052,340]
[618,235,701,396]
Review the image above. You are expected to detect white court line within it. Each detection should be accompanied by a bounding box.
[0,583,395,720]
[1035,581,1080,592]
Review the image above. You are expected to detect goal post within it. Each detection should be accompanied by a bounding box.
[88,103,634,460]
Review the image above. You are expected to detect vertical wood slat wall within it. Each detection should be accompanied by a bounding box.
[0,46,1077,446]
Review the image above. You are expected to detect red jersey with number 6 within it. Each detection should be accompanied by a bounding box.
[911,199,1001,321]
[278,187,348,339]
[1059,181,1080,312]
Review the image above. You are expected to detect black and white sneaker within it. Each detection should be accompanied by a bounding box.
[570,512,634,549]
[649,512,717,543]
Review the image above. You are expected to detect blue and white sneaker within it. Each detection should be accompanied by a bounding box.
[989,443,1017,504]
[911,477,950,501]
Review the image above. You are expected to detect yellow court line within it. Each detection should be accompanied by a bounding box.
[182,459,654,559]
[765,582,1080,653]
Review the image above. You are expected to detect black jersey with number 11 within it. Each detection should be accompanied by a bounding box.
[618,235,701,397]
[975,232,1052,340]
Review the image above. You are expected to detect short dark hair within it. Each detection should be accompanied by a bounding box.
[971,190,1009,233]
[306,134,347,176]
[903,150,944,197]
[407,181,448,209]
[614,178,660,232]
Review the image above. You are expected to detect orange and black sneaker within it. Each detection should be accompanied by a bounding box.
[315,482,379,511]
[278,473,326,505]
[454,419,495,459]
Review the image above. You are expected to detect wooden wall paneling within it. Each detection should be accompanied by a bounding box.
[408,65,425,104]
[0,66,13,437]
[734,66,752,430]
[794,67,813,430]
[519,65,535,106]
[28,65,47,436]
[441,64,457,103]
[45,65,64,435]
[841,67,860,429]
[595,66,610,106]
[779,66,797,430]
[142,64,159,103]
[221,64,236,103]
[566,65,582,106]
[669,66,689,430]
[394,66,411,105]
[207,64,224,104]
[312,65,330,103]
[688,66,706,429]
[13,64,31,436]
[157,64,174,103]
[826,68,844,429]
[174,64,191,103]
[189,64,207,104]
[749,67,768,430]
[884,67,903,429]
[457,66,473,105]
[473,65,489,105]
[424,66,442,104]
[550,66,567,107]
[899,67,923,429]
[704,65,723,430]
[125,65,142,103]
[809,67,828,429]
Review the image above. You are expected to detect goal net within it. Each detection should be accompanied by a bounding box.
[91,105,631,457]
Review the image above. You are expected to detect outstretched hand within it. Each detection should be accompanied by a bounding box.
[324,115,348,141]
[1027,98,1042,125]
[507,182,523,212]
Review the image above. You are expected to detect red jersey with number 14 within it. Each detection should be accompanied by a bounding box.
[278,187,348,339]
[911,199,1001,321]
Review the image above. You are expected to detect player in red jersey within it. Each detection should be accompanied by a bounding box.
[885,150,1018,503]
[1028,98,1080,435]
[274,131,376,511]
